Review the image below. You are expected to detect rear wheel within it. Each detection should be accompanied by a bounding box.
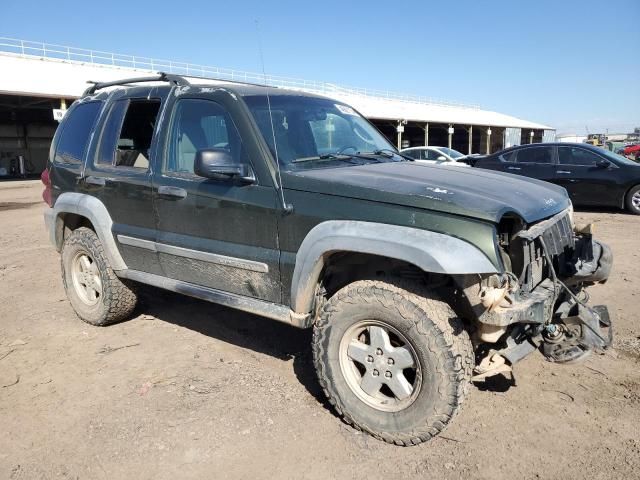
[625,185,640,215]
[61,227,137,326]
[312,279,473,446]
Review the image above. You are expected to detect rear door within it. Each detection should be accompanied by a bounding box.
[510,145,556,181]
[555,146,620,206]
[152,92,281,302]
[82,91,166,275]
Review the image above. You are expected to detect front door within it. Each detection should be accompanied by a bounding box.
[153,93,281,302]
[555,146,619,206]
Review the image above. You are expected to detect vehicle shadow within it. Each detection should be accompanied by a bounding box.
[136,286,331,408]
[136,286,519,400]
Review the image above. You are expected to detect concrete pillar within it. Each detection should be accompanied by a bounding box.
[468,125,473,155]
[424,123,429,146]
[396,121,405,149]
[448,125,453,149]
[60,98,67,110]
[486,127,492,154]
[530,130,535,144]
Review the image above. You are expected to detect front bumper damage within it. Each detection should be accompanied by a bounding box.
[472,211,613,380]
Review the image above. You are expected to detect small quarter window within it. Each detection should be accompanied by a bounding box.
[54,101,103,165]
[500,151,516,162]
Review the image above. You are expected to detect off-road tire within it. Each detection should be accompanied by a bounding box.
[625,185,640,215]
[312,278,474,446]
[61,227,137,326]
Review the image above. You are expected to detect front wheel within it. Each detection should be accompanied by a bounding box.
[312,279,473,446]
[61,227,137,326]
[625,185,640,215]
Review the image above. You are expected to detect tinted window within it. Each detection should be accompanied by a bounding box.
[96,99,160,169]
[402,150,419,159]
[499,151,516,162]
[166,99,245,175]
[96,100,128,165]
[558,147,602,166]
[516,147,553,164]
[54,101,103,164]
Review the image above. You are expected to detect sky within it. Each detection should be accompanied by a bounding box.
[3,0,639,134]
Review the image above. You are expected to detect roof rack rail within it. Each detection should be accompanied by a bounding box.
[83,72,190,96]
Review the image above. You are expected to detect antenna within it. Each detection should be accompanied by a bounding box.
[255,20,293,214]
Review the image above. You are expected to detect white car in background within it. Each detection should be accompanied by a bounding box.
[401,146,472,166]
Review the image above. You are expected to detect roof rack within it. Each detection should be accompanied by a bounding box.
[83,72,190,96]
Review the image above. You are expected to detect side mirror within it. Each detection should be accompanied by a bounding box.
[194,148,255,183]
[595,159,610,169]
[437,156,447,161]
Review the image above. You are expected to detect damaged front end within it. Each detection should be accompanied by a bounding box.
[462,207,613,381]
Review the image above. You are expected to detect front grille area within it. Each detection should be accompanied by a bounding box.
[517,209,575,291]
[518,209,575,255]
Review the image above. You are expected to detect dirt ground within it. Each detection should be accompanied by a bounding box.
[0,180,638,480]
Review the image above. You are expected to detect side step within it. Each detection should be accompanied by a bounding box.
[118,269,311,329]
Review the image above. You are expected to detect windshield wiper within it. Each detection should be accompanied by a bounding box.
[367,149,414,161]
[292,153,358,164]
[292,153,384,164]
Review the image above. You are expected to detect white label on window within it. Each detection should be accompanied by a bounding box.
[335,104,357,116]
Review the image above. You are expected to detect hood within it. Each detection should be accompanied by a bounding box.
[283,162,570,224]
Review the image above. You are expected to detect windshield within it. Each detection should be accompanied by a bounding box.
[244,95,397,168]
[599,148,640,166]
[435,147,464,159]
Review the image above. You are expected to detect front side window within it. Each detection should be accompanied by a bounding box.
[558,147,602,166]
[244,95,395,168]
[165,98,245,175]
[54,101,103,165]
[96,98,160,170]
[516,147,553,164]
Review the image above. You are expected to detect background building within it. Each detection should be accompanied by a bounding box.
[0,37,554,177]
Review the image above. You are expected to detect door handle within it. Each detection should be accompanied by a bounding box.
[85,176,106,186]
[507,166,521,171]
[158,185,187,199]
[556,170,572,174]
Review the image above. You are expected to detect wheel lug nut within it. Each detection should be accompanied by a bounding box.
[385,371,392,378]
[372,369,379,376]
[387,358,394,365]
[375,348,383,356]
[366,355,373,363]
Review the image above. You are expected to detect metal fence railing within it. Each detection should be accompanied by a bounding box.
[0,36,480,109]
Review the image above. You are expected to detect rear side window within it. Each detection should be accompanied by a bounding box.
[516,147,553,164]
[96,98,161,170]
[54,101,103,165]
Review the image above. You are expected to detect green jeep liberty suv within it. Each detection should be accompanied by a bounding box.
[42,74,612,446]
